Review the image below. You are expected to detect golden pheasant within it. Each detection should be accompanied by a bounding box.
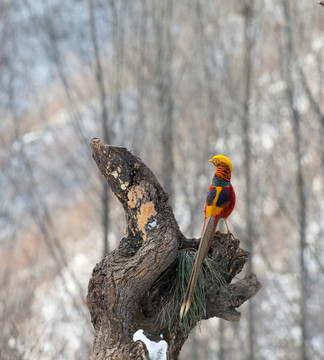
[180,155,236,320]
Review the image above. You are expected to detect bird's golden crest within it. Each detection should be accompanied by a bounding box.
[209,154,232,173]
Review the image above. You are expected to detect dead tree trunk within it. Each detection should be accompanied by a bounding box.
[87,138,261,360]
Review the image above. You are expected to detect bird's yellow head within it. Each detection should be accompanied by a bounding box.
[209,155,232,173]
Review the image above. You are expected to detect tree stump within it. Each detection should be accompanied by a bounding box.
[87,138,261,360]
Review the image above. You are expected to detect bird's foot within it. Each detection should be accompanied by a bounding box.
[227,232,237,240]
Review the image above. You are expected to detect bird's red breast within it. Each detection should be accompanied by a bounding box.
[203,183,235,227]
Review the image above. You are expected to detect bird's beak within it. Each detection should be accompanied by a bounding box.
[208,158,214,164]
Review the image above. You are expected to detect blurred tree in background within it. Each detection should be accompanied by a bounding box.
[0,0,323,359]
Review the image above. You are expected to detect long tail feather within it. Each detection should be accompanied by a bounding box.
[180,216,217,321]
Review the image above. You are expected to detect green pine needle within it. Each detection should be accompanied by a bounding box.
[157,252,232,333]
[177,252,206,331]
[204,257,234,305]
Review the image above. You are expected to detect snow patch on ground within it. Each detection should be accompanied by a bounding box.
[133,329,167,360]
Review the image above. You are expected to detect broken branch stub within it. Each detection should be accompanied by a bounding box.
[90,138,182,255]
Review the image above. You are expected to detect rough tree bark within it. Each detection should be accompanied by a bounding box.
[87,138,261,360]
